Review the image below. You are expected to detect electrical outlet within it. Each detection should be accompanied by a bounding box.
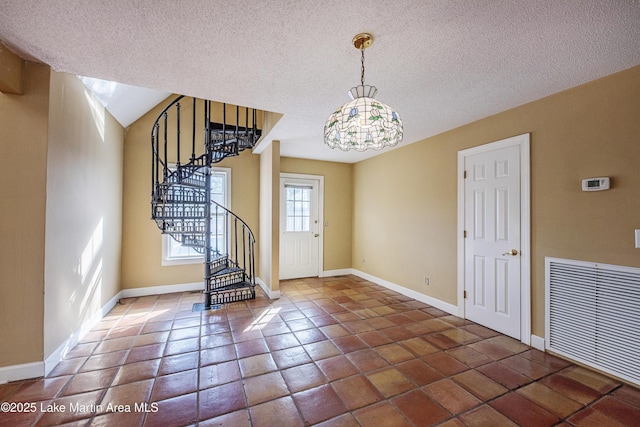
[636,229,640,249]
[361,258,366,265]
[424,277,430,285]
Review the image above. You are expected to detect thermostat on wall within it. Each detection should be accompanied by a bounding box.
[582,177,610,191]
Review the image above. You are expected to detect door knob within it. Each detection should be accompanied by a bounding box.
[314,234,319,237]
[501,249,518,256]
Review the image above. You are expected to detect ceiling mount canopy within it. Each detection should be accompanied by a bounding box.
[324,33,403,152]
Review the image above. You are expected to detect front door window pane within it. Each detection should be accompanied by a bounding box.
[285,185,312,232]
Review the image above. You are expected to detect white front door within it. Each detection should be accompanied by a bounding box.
[279,176,321,280]
[463,141,523,339]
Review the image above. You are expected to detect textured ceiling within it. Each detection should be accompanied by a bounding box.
[1,1,639,163]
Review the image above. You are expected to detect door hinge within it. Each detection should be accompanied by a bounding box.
[464,170,467,179]
[463,290,467,299]
[463,230,467,238]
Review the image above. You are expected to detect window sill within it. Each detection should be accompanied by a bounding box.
[161,257,204,267]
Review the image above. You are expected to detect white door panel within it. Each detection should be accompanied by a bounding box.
[280,177,320,279]
[464,145,521,339]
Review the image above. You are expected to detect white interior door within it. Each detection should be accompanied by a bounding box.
[279,176,320,280]
[464,144,522,339]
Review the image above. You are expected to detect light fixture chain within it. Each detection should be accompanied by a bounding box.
[360,48,365,86]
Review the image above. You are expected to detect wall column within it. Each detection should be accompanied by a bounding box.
[258,140,280,298]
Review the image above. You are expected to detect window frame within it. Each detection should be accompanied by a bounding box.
[161,167,231,266]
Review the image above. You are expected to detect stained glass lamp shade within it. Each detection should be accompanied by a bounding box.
[324,33,403,151]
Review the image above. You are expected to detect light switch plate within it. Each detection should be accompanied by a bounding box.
[636,229,640,249]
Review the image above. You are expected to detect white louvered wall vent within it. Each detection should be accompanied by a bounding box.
[546,257,640,386]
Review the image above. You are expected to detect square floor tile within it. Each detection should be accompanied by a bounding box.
[459,404,519,427]
[60,367,119,396]
[243,371,289,406]
[126,343,165,364]
[113,359,161,386]
[9,376,71,403]
[303,340,341,361]
[518,349,571,371]
[396,359,443,387]
[264,333,300,351]
[356,330,393,347]
[80,350,128,372]
[151,369,198,401]
[392,389,451,425]
[282,363,327,393]
[560,365,621,394]
[98,379,154,410]
[164,337,200,356]
[272,345,312,369]
[249,396,303,427]
[317,356,359,381]
[591,395,640,425]
[293,328,327,345]
[158,351,199,375]
[200,332,233,349]
[293,384,347,425]
[611,385,640,409]
[399,337,439,357]
[144,392,197,427]
[346,349,390,373]
[423,352,469,376]
[540,372,603,405]
[423,378,482,415]
[375,343,415,364]
[320,324,351,339]
[198,380,246,420]
[47,357,87,377]
[37,389,105,426]
[198,409,251,427]
[500,354,553,379]
[200,344,236,366]
[234,339,269,359]
[199,360,241,389]
[353,402,412,427]
[332,375,383,410]
[446,346,493,368]
[366,367,415,398]
[490,392,560,427]
[332,335,368,354]
[238,353,278,378]
[451,369,507,401]
[516,382,583,418]
[476,362,532,390]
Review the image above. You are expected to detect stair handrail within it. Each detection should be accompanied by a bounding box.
[151,95,189,202]
[211,200,256,286]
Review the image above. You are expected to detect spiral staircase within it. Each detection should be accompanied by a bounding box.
[150,96,261,310]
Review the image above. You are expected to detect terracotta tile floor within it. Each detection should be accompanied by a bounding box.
[2,275,640,426]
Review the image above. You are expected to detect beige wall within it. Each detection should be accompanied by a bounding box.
[44,71,125,358]
[258,141,280,292]
[121,97,261,289]
[353,65,640,337]
[281,157,353,272]
[0,63,49,367]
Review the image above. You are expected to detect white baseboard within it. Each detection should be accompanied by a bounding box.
[349,269,458,316]
[256,277,280,300]
[1,290,123,384]
[44,290,123,377]
[322,268,353,277]
[120,282,204,298]
[530,334,545,351]
[0,361,44,384]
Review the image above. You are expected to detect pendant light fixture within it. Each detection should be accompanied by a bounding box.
[324,33,403,151]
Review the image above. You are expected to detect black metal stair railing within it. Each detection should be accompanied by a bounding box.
[150,95,261,309]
